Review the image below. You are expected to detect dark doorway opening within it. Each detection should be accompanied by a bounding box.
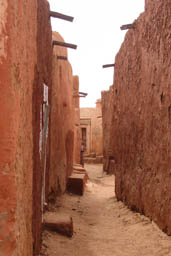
[81,128,87,152]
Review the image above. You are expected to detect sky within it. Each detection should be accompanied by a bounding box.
[48,0,145,107]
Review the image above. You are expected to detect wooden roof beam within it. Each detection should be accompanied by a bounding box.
[73,95,86,98]
[102,64,115,68]
[57,56,68,61]
[73,93,88,98]
[79,92,88,96]
[120,23,136,30]
[50,11,74,22]
[53,41,77,50]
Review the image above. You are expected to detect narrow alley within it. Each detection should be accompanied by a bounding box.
[1,1,171,256]
[41,164,171,256]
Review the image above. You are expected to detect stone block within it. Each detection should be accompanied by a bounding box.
[67,173,87,196]
[43,213,73,238]
[73,166,86,172]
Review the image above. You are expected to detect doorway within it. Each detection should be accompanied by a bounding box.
[81,127,87,152]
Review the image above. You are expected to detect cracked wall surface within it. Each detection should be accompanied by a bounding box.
[111,0,171,234]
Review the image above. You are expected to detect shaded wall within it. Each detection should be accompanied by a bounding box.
[49,32,74,196]
[101,85,115,173]
[0,0,37,255]
[73,76,81,164]
[32,0,52,255]
[112,0,171,234]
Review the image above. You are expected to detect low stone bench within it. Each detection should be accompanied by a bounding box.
[43,213,73,237]
[73,165,86,172]
[67,173,87,196]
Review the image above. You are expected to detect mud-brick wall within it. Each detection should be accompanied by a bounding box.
[0,0,37,255]
[32,0,52,255]
[0,0,52,255]
[112,0,171,234]
[49,32,74,196]
[73,76,81,164]
[101,85,115,173]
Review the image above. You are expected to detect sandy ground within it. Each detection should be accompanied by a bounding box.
[40,164,171,256]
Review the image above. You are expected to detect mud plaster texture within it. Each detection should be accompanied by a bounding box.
[73,76,81,164]
[111,0,171,234]
[101,85,115,174]
[0,0,37,255]
[32,1,52,255]
[49,32,74,197]
[0,0,52,255]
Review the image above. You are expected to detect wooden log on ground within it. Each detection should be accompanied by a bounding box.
[43,213,73,238]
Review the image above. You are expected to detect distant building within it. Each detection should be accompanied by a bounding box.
[80,99,103,158]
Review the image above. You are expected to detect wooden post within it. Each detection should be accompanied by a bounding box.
[53,40,77,50]
[120,23,135,30]
[50,11,74,22]
[57,56,68,61]
[102,64,115,68]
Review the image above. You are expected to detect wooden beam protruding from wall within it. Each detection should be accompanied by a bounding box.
[50,11,74,22]
[73,95,85,98]
[79,92,88,96]
[73,92,88,98]
[53,41,77,50]
[57,56,68,61]
[102,64,115,69]
[120,23,136,30]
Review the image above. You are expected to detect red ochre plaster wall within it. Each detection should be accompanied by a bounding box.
[49,32,75,197]
[111,0,171,234]
[0,0,37,255]
[0,0,52,255]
